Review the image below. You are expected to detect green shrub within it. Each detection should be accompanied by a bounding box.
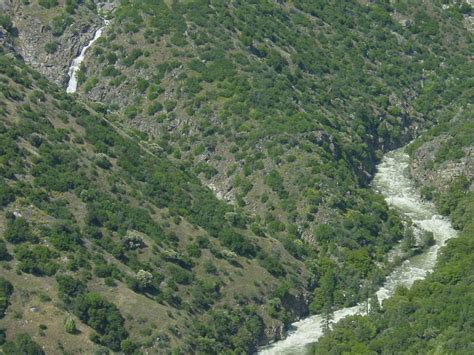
[123,49,143,67]
[0,179,14,207]
[168,265,193,285]
[2,333,44,354]
[257,252,286,277]
[164,100,177,112]
[0,15,13,33]
[74,293,128,351]
[124,106,139,119]
[51,14,73,37]
[0,239,8,260]
[219,228,256,257]
[49,223,83,251]
[4,216,37,244]
[39,0,58,9]
[147,102,163,116]
[44,41,59,54]
[120,339,138,354]
[56,275,85,299]
[0,277,13,318]
[15,245,58,276]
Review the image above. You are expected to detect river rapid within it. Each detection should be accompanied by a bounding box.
[259,147,458,355]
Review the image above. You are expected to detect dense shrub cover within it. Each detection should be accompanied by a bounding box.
[0,0,472,352]
[314,115,474,353]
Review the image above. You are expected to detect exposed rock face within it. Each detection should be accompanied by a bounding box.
[0,0,11,10]
[8,1,102,87]
[0,26,7,46]
[258,289,310,346]
[262,321,285,344]
[409,134,474,191]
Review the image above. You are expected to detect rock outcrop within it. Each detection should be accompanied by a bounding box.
[7,1,102,87]
[410,134,474,192]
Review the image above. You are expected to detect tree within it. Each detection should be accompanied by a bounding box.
[56,275,85,299]
[0,239,9,260]
[369,296,381,314]
[136,270,153,289]
[4,216,37,244]
[0,178,14,206]
[321,303,334,333]
[120,339,137,354]
[0,277,13,318]
[74,293,128,351]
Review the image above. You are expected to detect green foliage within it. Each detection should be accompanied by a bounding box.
[2,333,44,355]
[64,316,77,334]
[74,293,128,351]
[164,100,177,112]
[315,118,474,353]
[65,0,80,14]
[15,245,58,276]
[4,216,37,244]
[0,239,8,260]
[1,1,472,352]
[0,178,14,207]
[56,275,85,299]
[39,0,58,9]
[44,41,59,54]
[219,228,257,257]
[167,264,192,285]
[0,14,13,33]
[48,222,83,251]
[147,101,163,116]
[1,39,265,352]
[123,49,143,67]
[51,14,73,37]
[191,279,220,311]
[0,277,13,319]
[120,339,138,354]
[265,170,287,199]
[257,251,286,277]
[189,306,264,354]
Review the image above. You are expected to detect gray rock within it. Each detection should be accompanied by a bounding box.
[11,3,103,88]
[0,0,11,11]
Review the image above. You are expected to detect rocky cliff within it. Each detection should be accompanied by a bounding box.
[410,134,473,192]
[4,0,103,87]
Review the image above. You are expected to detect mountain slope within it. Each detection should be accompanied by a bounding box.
[0,0,472,353]
[0,46,310,353]
[313,107,473,354]
[76,0,472,316]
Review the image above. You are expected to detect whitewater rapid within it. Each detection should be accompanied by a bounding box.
[259,147,458,355]
[66,12,109,93]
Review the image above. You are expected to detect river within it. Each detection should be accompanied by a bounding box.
[259,147,458,354]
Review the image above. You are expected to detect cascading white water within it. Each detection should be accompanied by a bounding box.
[66,12,110,93]
[259,147,458,355]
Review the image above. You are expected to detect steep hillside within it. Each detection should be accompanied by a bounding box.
[78,0,472,318]
[313,109,473,354]
[0,0,472,353]
[0,47,311,353]
[1,0,104,87]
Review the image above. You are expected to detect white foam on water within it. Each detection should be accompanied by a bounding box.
[66,12,110,93]
[259,148,458,355]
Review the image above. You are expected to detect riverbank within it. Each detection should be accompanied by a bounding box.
[259,147,459,354]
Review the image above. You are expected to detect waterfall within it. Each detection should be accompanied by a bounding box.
[66,8,110,93]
